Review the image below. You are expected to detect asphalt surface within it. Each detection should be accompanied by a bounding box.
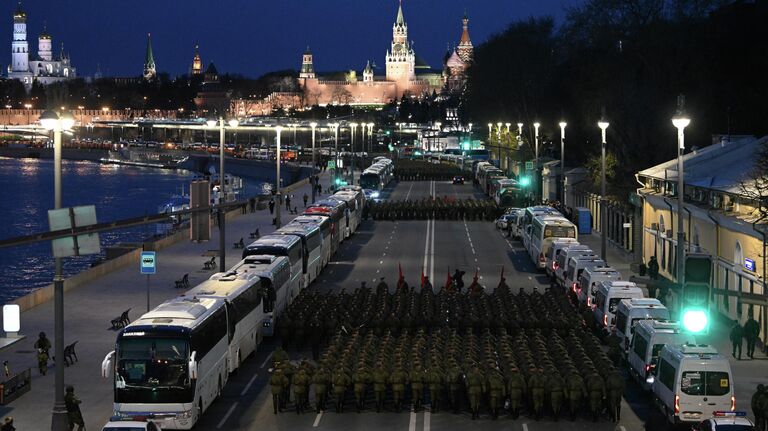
[195,179,682,431]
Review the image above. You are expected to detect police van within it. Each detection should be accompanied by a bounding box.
[577,266,622,306]
[628,320,694,390]
[614,298,669,356]
[546,238,579,279]
[593,281,644,335]
[652,343,735,424]
[554,245,593,287]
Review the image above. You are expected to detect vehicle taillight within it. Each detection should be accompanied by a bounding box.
[587,297,591,307]
[539,253,545,262]
[674,395,680,414]
[603,315,608,327]
[572,282,579,293]
[731,396,736,411]
[552,262,558,270]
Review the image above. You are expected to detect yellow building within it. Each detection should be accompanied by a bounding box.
[636,136,767,343]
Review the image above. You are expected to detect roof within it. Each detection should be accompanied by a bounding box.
[395,0,405,26]
[415,55,430,69]
[637,135,764,196]
[304,46,312,55]
[205,62,218,75]
[144,33,155,66]
[14,2,25,20]
[446,50,464,68]
[460,13,472,46]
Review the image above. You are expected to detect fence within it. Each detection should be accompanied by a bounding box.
[571,187,635,254]
[0,368,31,405]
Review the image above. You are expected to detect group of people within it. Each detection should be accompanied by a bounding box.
[730,310,762,360]
[393,160,464,181]
[368,197,502,221]
[269,277,625,421]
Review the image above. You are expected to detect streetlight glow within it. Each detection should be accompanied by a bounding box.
[228,119,240,128]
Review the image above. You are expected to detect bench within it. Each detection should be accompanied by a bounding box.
[203,256,216,270]
[249,228,260,239]
[174,273,189,289]
[233,238,244,249]
[111,308,131,329]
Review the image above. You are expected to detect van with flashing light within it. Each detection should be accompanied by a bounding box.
[545,239,579,279]
[554,245,593,287]
[593,281,644,335]
[652,343,735,424]
[628,320,694,390]
[614,298,670,356]
[577,266,622,307]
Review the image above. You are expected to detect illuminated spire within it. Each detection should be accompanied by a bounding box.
[396,0,405,26]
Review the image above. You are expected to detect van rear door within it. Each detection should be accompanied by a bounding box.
[678,365,732,421]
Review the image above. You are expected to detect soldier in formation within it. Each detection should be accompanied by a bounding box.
[368,197,501,222]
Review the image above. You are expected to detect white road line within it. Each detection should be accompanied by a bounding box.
[259,352,274,369]
[424,410,431,431]
[619,427,627,431]
[429,213,435,283]
[522,423,529,431]
[408,409,417,431]
[312,411,323,427]
[423,217,431,273]
[240,373,259,396]
[405,182,414,200]
[216,402,238,428]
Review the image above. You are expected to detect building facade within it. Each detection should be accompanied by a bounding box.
[7,2,76,87]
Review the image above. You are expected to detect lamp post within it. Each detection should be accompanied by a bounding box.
[24,103,32,125]
[672,97,690,293]
[504,122,512,172]
[310,122,318,203]
[559,121,567,206]
[487,123,492,141]
[206,116,238,272]
[597,118,610,261]
[533,122,540,202]
[40,109,75,431]
[275,125,283,228]
[367,122,374,153]
[435,122,442,151]
[331,123,340,185]
[350,122,358,184]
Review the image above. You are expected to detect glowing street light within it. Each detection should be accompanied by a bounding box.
[597,116,609,260]
[559,121,567,206]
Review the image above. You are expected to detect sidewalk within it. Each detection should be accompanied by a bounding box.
[0,171,330,430]
[580,232,766,418]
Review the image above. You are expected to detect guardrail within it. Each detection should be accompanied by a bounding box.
[0,368,31,405]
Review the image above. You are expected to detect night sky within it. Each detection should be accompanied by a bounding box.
[3,0,574,78]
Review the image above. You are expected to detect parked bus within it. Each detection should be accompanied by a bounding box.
[242,234,304,294]
[527,215,578,269]
[288,215,333,267]
[304,202,344,254]
[273,224,324,286]
[331,190,363,237]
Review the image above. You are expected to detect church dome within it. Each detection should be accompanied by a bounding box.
[446,50,464,68]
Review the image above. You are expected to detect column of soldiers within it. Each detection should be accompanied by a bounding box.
[268,280,626,421]
[369,198,503,221]
[394,160,464,181]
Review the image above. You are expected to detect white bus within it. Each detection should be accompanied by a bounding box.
[330,191,362,237]
[274,223,324,286]
[243,235,304,294]
[521,206,561,250]
[304,200,345,250]
[528,215,577,269]
[289,215,333,267]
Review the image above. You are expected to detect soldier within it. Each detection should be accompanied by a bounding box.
[547,372,566,420]
[281,361,296,408]
[586,371,607,422]
[487,369,506,420]
[606,327,622,365]
[389,367,409,413]
[446,363,463,413]
[372,364,389,412]
[466,365,486,420]
[426,365,444,413]
[744,310,761,359]
[752,384,767,430]
[605,369,625,422]
[312,367,331,413]
[270,367,288,414]
[528,368,546,420]
[293,368,311,414]
[64,385,85,431]
[33,332,51,375]
[731,320,744,360]
[333,367,352,413]
[273,346,289,367]
[410,365,426,412]
[648,255,659,280]
[507,367,526,419]
[352,366,371,412]
[567,372,587,421]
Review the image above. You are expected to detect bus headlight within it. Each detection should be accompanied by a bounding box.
[177,409,194,419]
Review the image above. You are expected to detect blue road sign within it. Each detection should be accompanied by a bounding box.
[140,251,156,274]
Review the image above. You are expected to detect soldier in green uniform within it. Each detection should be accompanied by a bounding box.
[64,385,85,431]
[605,369,625,422]
[586,371,607,422]
[606,327,622,366]
[389,367,408,412]
[410,365,426,412]
[466,365,486,420]
[281,361,295,408]
[333,368,352,413]
[312,367,331,413]
[293,368,311,414]
[426,365,444,413]
[547,371,566,420]
[446,363,463,413]
[752,384,767,430]
[567,372,587,421]
[372,364,389,412]
[352,366,371,412]
[528,368,546,420]
[273,346,289,367]
[487,369,506,420]
[507,367,526,419]
[270,367,288,414]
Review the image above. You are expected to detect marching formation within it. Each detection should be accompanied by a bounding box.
[368,197,502,221]
[393,160,463,181]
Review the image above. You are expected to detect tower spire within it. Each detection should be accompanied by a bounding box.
[143,33,157,80]
[396,0,405,26]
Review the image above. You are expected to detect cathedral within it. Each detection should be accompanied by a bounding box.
[232,2,472,115]
[7,2,76,88]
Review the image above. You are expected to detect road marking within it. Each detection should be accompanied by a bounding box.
[216,402,238,428]
[240,373,259,396]
[313,411,323,427]
[259,352,274,369]
[619,427,627,431]
[405,182,414,200]
[522,424,529,431]
[423,217,431,273]
[429,213,435,283]
[408,409,417,431]
[424,410,431,431]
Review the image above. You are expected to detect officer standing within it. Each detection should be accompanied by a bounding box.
[312,367,331,413]
[352,365,371,412]
[648,256,659,280]
[586,371,606,422]
[487,369,506,420]
[744,310,761,359]
[752,384,767,430]
[606,369,625,422]
[426,365,444,413]
[270,366,287,414]
[372,364,388,412]
[389,367,408,413]
[333,367,352,413]
[528,368,546,420]
[446,362,463,413]
[410,365,426,412]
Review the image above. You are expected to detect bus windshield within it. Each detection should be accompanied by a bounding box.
[115,337,192,404]
[544,226,576,239]
[243,246,287,257]
[360,174,380,189]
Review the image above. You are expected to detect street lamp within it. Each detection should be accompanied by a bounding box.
[39,109,75,431]
[533,122,541,202]
[206,115,237,272]
[672,96,691,321]
[367,122,374,153]
[275,125,283,228]
[434,122,442,151]
[597,117,610,261]
[504,122,512,172]
[310,122,318,203]
[559,121,567,206]
[350,122,358,184]
[487,123,492,140]
[330,123,340,185]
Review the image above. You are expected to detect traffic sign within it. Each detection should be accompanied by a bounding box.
[327,160,336,169]
[525,161,534,171]
[140,251,156,274]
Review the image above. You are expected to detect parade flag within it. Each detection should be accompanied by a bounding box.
[474,268,479,281]
[500,266,505,280]
[445,267,453,290]
[420,267,425,289]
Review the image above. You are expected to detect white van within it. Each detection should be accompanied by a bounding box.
[564,255,606,293]
[546,238,579,279]
[577,266,622,306]
[555,245,593,287]
[593,281,644,334]
[652,344,735,423]
[614,298,670,356]
[628,320,694,390]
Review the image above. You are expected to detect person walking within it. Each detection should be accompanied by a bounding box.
[65,385,85,431]
[268,198,275,215]
[270,367,288,414]
[731,320,744,360]
[286,194,292,211]
[648,256,659,280]
[1,417,14,431]
[751,384,767,430]
[312,367,331,413]
[744,310,761,359]
[33,332,51,375]
[293,368,311,414]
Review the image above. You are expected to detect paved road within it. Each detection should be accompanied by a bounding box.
[197,179,667,431]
